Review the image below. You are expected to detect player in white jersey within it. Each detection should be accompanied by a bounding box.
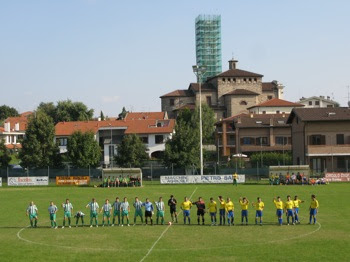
[62,199,73,228]
[155,197,165,225]
[120,197,130,226]
[26,201,38,228]
[74,211,85,227]
[86,198,99,227]
[48,201,58,229]
[100,199,112,226]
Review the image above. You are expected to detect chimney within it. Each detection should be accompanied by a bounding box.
[4,122,10,132]
[228,59,238,70]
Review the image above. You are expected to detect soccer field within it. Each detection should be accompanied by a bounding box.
[0,182,349,262]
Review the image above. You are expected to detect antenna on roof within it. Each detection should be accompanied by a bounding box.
[231,52,234,60]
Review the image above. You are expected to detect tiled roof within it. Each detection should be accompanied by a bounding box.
[262,82,277,92]
[247,98,304,109]
[224,89,259,96]
[6,144,22,149]
[160,89,193,98]
[3,116,30,132]
[218,113,290,128]
[20,111,33,117]
[173,104,196,111]
[287,107,350,123]
[216,69,263,78]
[125,112,166,120]
[188,83,216,92]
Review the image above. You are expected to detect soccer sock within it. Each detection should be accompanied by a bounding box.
[214,217,216,223]
[127,218,129,224]
[223,217,225,225]
[90,218,93,225]
[314,217,316,223]
[292,216,295,224]
[255,218,258,224]
[157,218,159,224]
[34,219,37,226]
[68,218,71,226]
[113,218,115,224]
[161,217,164,224]
[134,217,136,223]
[197,218,200,224]
[141,217,144,223]
[184,217,186,224]
[309,216,312,224]
[76,218,79,225]
[30,220,33,227]
[95,218,98,225]
[220,216,222,225]
[171,214,174,222]
[102,219,105,225]
[260,218,262,224]
[122,217,124,225]
[188,217,190,224]
[295,214,298,222]
[118,216,120,225]
[287,216,290,224]
[63,220,66,227]
[108,219,110,225]
[150,219,153,225]
[202,218,204,224]
[82,217,84,225]
[279,218,282,225]
[232,217,234,224]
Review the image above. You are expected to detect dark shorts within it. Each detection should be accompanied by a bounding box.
[219,209,225,216]
[145,211,153,217]
[170,207,177,214]
[310,208,317,216]
[197,209,205,216]
[276,209,283,217]
[241,210,248,217]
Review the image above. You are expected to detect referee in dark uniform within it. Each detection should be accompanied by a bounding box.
[168,195,178,223]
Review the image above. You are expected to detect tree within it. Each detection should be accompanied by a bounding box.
[37,100,94,124]
[115,134,148,167]
[67,131,101,168]
[192,104,216,144]
[0,140,11,167]
[19,112,61,168]
[250,152,292,167]
[100,111,105,121]
[163,109,200,168]
[118,107,128,120]
[0,105,19,121]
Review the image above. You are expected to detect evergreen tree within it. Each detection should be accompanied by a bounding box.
[115,134,148,167]
[0,140,11,167]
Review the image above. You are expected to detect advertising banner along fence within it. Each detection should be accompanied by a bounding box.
[56,176,90,186]
[7,176,49,186]
[325,173,350,182]
[0,177,2,187]
[160,174,245,184]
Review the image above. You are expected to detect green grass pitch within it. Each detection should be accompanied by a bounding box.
[0,182,349,262]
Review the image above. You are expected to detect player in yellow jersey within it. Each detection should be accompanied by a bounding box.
[284,195,295,225]
[218,196,226,225]
[251,197,264,226]
[293,195,304,224]
[181,197,192,225]
[273,196,284,225]
[309,194,319,224]
[225,197,234,226]
[207,197,217,226]
[239,197,249,225]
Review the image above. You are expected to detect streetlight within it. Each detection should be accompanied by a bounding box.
[192,65,206,176]
[109,123,113,168]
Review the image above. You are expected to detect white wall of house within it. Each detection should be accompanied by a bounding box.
[298,97,338,108]
[249,106,294,114]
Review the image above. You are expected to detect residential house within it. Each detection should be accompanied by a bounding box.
[287,107,350,173]
[247,98,304,114]
[297,96,339,108]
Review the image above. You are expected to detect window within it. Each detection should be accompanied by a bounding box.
[206,96,212,106]
[268,96,273,100]
[58,138,67,146]
[155,135,164,144]
[157,122,162,127]
[256,137,268,146]
[249,78,252,82]
[262,111,266,114]
[254,78,257,82]
[309,101,312,105]
[141,137,149,144]
[170,99,174,106]
[241,137,255,145]
[276,110,280,114]
[309,135,326,145]
[240,100,247,105]
[336,134,345,145]
[275,136,288,145]
[222,78,226,82]
[327,105,334,108]
[243,78,247,82]
[228,78,231,82]
[337,157,346,169]
[233,78,236,83]
[315,101,320,106]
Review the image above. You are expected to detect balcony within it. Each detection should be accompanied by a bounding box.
[307,144,350,156]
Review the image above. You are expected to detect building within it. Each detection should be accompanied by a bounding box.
[161,59,284,120]
[297,96,339,108]
[216,113,291,157]
[287,107,350,173]
[195,14,222,82]
[55,112,175,165]
[247,98,304,114]
[0,112,32,150]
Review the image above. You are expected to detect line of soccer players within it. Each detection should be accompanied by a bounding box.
[26,194,319,228]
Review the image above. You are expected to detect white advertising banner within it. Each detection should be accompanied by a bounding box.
[0,177,2,187]
[160,175,245,184]
[8,176,49,186]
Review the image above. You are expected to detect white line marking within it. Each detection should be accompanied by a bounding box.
[139,186,198,262]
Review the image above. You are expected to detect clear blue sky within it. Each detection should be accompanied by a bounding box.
[1,0,349,116]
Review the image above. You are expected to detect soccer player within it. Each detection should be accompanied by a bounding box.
[48,201,58,229]
[309,194,319,225]
[293,195,304,224]
[284,195,295,225]
[86,198,99,227]
[225,197,234,226]
[142,198,154,226]
[120,197,130,226]
[112,197,121,226]
[252,197,264,225]
[74,211,85,227]
[273,196,284,226]
[181,197,192,225]
[62,199,73,228]
[100,199,112,226]
[26,201,38,228]
[239,197,249,225]
[208,197,217,226]
[218,196,226,225]
[232,173,238,186]
[168,195,178,223]
[133,197,144,225]
[155,197,165,225]
[192,197,206,225]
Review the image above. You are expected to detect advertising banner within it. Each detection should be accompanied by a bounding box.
[56,176,90,186]
[325,173,350,182]
[8,176,49,186]
[0,177,2,187]
[160,175,245,184]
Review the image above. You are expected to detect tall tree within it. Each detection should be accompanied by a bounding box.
[100,111,105,121]
[0,105,19,121]
[0,140,11,167]
[117,107,128,120]
[115,134,148,167]
[67,131,101,168]
[19,112,61,168]
[191,104,216,144]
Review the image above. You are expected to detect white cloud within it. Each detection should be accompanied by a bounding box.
[101,95,120,103]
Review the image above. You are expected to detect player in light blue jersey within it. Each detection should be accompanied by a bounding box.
[142,198,154,226]
[48,201,58,229]
[62,199,73,228]
[86,198,99,227]
[100,199,112,226]
[26,201,38,228]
